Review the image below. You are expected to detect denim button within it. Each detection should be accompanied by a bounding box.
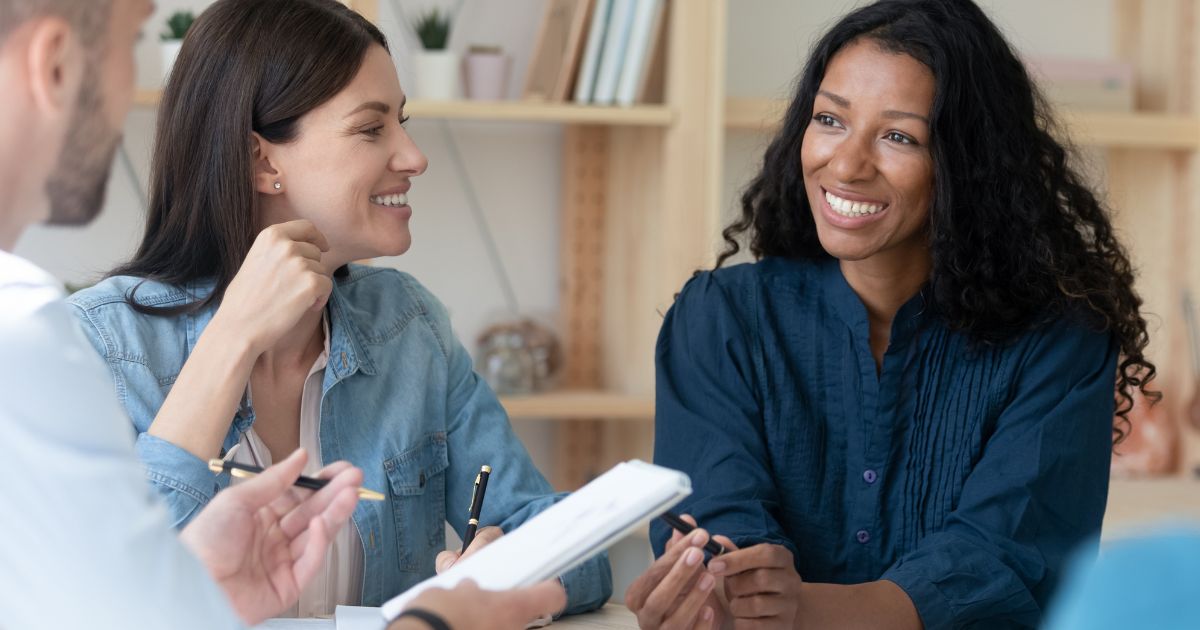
[856,529,870,544]
[863,469,878,484]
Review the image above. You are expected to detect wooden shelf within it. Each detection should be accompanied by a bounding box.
[724,97,1200,150]
[134,89,674,126]
[1104,477,1200,539]
[499,391,654,420]
[406,100,674,126]
[1057,110,1200,150]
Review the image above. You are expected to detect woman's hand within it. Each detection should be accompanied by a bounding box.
[708,542,802,629]
[435,526,503,573]
[209,219,332,356]
[625,514,722,630]
[388,579,566,630]
[146,220,331,461]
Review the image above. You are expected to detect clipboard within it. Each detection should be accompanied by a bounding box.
[379,460,691,620]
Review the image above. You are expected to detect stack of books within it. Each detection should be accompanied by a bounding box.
[522,0,667,107]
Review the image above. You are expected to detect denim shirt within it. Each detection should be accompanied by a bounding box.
[68,266,611,611]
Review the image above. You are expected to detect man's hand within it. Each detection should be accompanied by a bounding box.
[179,448,362,625]
[388,579,567,630]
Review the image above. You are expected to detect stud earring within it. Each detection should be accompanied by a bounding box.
[273,182,282,190]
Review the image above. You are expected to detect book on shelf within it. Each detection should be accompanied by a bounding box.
[522,0,595,101]
[590,0,637,105]
[523,0,669,107]
[614,0,664,106]
[573,0,613,103]
[636,4,667,105]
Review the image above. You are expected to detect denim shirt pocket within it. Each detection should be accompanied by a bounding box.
[383,432,449,572]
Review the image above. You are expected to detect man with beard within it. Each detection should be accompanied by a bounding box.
[0,2,366,627]
[0,2,566,629]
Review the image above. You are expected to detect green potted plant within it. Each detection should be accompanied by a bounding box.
[159,10,195,84]
[412,7,459,99]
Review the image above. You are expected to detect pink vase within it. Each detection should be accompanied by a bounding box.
[464,51,509,101]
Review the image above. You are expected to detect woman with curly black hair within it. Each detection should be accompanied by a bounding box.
[624,1,1157,628]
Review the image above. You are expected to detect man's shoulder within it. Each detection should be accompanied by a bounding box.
[0,251,64,320]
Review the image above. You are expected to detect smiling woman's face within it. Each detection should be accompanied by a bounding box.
[257,44,428,268]
[801,39,935,266]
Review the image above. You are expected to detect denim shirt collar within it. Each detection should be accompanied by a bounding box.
[325,279,379,379]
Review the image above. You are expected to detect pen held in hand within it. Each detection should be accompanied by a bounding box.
[207,459,385,501]
[660,511,728,557]
[461,464,492,553]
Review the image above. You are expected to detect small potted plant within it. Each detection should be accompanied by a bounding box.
[412,8,459,100]
[160,10,195,84]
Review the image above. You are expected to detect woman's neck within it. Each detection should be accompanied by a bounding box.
[256,307,326,374]
[840,249,931,324]
[840,248,931,370]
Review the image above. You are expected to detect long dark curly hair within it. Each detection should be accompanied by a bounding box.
[719,0,1156,441]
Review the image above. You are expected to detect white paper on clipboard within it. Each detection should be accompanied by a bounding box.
[379,460,691,621]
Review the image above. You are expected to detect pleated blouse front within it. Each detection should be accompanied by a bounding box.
[650,256,1118,629]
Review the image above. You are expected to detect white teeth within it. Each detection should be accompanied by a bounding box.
[825,191,883,217]
[370,193,409,207]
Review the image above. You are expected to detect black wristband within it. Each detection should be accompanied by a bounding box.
[395,608,453,630]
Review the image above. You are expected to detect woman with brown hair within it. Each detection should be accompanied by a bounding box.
[68,0,611,617]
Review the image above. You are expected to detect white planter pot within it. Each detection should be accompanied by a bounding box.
[464,52,510,101]
[160,39,183,85]
[413,49,461,100]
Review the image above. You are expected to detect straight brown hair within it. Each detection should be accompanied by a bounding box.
[113,0,387,314]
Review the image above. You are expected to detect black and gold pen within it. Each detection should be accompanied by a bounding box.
[208,459,385,501]
[661,511,728,557]
[461,464,492,552]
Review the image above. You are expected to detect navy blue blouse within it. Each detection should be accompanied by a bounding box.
[650,257,1117,629]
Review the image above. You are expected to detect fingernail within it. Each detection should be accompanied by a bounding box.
[709,561,725,574]
[691,530,706,545]
[685,548,702,566]
[703,607,714,621]
[698,574,714,591]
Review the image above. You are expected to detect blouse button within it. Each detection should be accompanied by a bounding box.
[863,469,878,484]
[856,529,871,544]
